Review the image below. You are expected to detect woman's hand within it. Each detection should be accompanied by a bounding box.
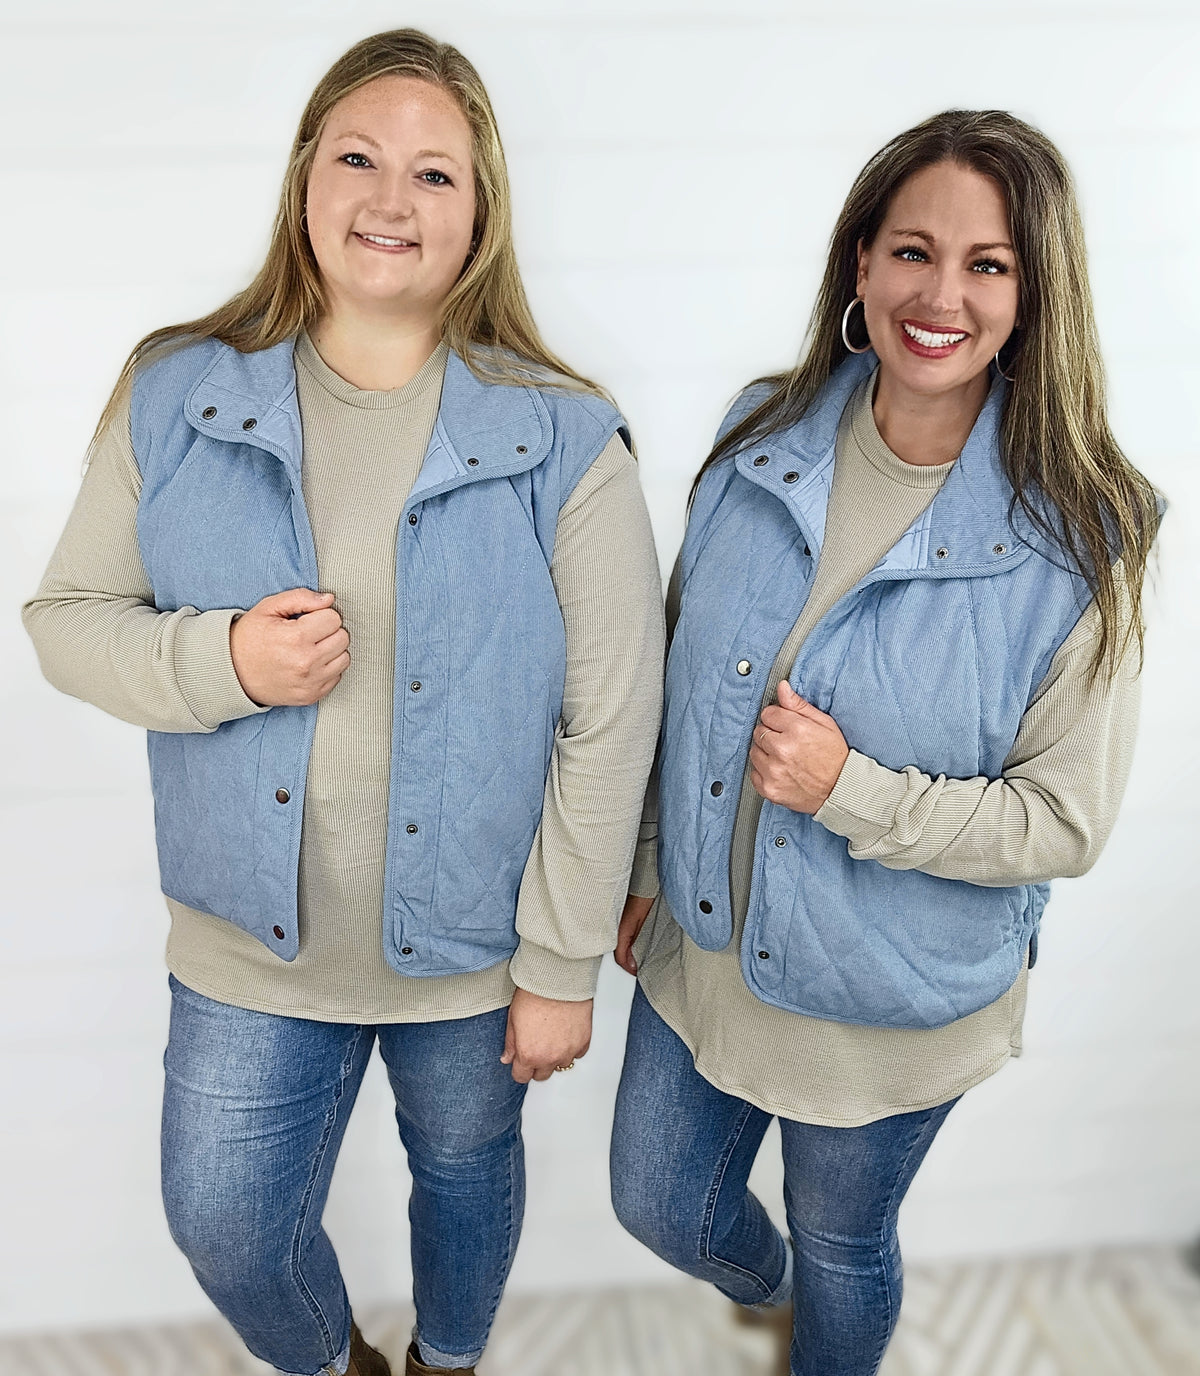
[229,588,350,707]
[615,892,655,975]
[749,680,850,814]
[501,988,593,1084]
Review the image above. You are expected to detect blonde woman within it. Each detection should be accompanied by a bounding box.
[24,30,663,1376]
[611,110,1159,1376]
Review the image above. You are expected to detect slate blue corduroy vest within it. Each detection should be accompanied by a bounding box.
[131,336,625,976]
[657,352,1093,1029]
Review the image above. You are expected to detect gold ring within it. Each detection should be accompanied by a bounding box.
[554,1061,576,1072]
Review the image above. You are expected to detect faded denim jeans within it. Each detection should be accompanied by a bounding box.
[161,975,525,1374]
[611,984,957,1376]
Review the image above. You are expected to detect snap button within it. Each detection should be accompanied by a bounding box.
[710,781,724,796]
[242,418,257,431]
[408,513,419,526]
[406,824,418,835]
[774,836,787,847]
[467,457,479,466]
[783,471,799,483]
[272,925,286,940]
[753,455,769,467]
[736,660,752,676]
[201,406,217,420]
[516,444,528,454]
[757,949,770,960]
[275,788,290,804]
[936,547,949,559]
[993,543,1007,555]
[400,946,413,955]
[410,681,422,692]
[698,899,713,914]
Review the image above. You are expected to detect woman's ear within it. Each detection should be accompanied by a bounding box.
[855,237,869,298]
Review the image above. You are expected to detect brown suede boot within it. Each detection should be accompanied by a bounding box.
[403,1339,476,1375]
[345,1321,392,1376]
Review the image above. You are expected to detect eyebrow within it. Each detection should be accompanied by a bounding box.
[890,228,1014,253]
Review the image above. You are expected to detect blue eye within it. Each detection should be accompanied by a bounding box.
[420,169,451,185]
[973,258,1009,275]
[894,246,927,262]
[339,152,372,169]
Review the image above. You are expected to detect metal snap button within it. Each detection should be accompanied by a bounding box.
[406,824,418,835]
[993,543,1007,555]
[408,513,419,526]
[516,444,527,454]
[275,788,290,804]
[710,781,724,796]
[698,899,713,914]
[936,547,949,559]
[201,406,217,420]
[783,471,799,483]
[400,946,413,955]
[272,925,285,939]
[774,836,786,847]
[467,457,479,466]
[736,660,752,676]
[410,681,422,692]
[753,455,769,467]
[242,418,257,431]
[757,949,770,959]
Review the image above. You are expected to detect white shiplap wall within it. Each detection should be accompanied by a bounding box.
[2,0,1198,1335]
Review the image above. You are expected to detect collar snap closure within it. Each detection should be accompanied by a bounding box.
[515,444,528,454]
[753,455,769,467]
[783,471,799,484]
[201,406,217,420]
[936,547,950,559]
[993,543,1007,555]
[242,418,257,431]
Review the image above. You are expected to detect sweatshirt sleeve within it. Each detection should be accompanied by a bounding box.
[814,568,1141,886]
[21,393,268,733]
[626,551,681,900]
[508,433,666,1000]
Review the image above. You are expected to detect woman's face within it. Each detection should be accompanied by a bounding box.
[856,160,1019,401]
[305,75,476,324]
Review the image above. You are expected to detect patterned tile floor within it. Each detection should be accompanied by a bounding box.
[5,1245,1200,1375]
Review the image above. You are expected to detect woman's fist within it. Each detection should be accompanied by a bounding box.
[748,679,849,814]
[229,588,350,707]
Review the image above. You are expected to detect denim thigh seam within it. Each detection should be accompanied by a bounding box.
[474,1129,521,1346]
[699,1103,774,1300]
[288,1024,368,1361]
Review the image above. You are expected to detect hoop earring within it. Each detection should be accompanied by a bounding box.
[300,211,309,235]
[994,341,1018,382]
[841,297,871,354]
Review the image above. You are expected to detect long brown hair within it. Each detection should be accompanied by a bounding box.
[94,28,604,442]
[695,110,1160,679]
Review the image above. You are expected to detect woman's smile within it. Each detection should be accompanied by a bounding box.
[899,319,971,357]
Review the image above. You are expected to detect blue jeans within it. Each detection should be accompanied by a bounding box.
[161,975,526,1375]
[611,985,957,1376]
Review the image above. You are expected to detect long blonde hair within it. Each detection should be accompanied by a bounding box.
[95,28,603,441]
[695,110,1160,680]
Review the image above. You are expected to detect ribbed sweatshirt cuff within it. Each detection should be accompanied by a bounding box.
[814,748,911,844]
[628,832,660,899]
[174,608,270,729]
[508,940,603,1002]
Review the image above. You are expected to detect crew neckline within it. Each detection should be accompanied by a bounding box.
[846,369,958,489]
[294,331,449,411]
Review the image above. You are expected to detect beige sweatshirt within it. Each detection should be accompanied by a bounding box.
[631,372,1140,1126]
[23,333,665,1020]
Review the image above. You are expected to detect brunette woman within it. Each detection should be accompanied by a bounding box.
[611,110,1158,1376]
[24,30,663,1376]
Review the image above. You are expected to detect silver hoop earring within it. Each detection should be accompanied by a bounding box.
[993,347,1017,382]
[300,211,309,235]
[841,297,871,354]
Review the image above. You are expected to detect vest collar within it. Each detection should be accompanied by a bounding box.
[183,337,553,495]
[734,352,1033,576]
